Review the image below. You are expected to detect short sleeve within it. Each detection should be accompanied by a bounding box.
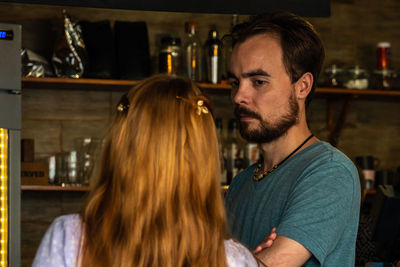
[276,161,360,264]
[32,214,82,267]
[224,239,259,267]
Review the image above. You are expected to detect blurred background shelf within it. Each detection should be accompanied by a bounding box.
[21,185,89,191]
[21,184,231,192]
[21,77,400,96]
[21,77,233,92]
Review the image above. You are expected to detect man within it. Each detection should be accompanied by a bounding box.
[225,11,361,266]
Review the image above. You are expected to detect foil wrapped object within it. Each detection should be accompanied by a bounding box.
[52,10,87,78]
[22,48,54,77]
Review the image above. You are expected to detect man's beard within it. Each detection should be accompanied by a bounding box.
[234,92,299,144]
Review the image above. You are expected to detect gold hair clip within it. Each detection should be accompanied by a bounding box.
[176,96,209,116]
[196,100,209,115]
[117,93,130,113]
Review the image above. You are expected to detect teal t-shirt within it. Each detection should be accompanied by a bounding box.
[225,141,361,266]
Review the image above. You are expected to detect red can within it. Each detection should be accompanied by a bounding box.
[376,42,391,70]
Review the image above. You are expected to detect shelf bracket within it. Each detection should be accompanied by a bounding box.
[327,95,354,147]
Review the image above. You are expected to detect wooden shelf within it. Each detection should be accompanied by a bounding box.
[21,184,229,192]
[365,189,376,195]
[22,77,138,91]
[21,77,400,96]
[19,185,375,195]
[21,77,232,93]
[21,185,89,191]
[316,87,400,98]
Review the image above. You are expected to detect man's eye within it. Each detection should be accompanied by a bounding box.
[253,80,267,86]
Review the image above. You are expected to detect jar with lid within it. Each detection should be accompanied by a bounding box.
[158,36,183,75]
[371,69,397,90]
[371,42,396,90]
[344,66,369,90]
[376,42,391,70]
[320,64,345,88]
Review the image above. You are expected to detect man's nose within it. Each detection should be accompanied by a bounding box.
[232,83,250,105]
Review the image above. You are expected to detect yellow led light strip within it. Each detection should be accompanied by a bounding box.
[0,129,8,266]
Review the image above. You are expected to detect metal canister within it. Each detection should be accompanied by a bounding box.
[376,42,391,70]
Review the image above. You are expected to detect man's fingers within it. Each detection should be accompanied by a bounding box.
[253,239,274,253]
[253,227,278,254]
[269,232,277,241]
[253,246,263,254]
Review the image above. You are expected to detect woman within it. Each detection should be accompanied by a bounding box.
[32,74,259,267]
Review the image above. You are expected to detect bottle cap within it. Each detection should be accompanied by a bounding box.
[347,65,367,75]
[377,42,391,48]
[208,25,218,39]
[185,21,198,34]
[161,36,181,46]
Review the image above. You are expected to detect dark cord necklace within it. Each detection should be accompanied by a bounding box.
[253,133,314,181]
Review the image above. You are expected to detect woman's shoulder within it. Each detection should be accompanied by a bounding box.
[224,238,259,267]
[51,214,82,243]
[52,214,82,227]
[32,214,82,267]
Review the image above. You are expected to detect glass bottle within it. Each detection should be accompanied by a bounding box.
[204,26,222,84]
[215,118,227,185]
[158,36,183,75]
[183,21,202,82]
[226,119,244,184]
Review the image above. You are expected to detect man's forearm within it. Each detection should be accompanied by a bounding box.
[254,236,311,267]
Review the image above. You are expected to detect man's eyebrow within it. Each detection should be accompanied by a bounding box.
[227,69,271,80]
[243,69,271,78]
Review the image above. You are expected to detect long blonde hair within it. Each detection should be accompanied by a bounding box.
[79,74,228,267]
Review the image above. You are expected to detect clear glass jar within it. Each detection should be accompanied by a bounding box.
[344,66,369,89]
[371,68,396,90]
[320,64,345,88]
[158,37,183,75]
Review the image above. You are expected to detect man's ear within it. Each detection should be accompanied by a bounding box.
[295,72,313,100]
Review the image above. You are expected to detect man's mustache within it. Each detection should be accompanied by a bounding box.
[234,105,262,120]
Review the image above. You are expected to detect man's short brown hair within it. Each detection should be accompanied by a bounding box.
[230,11,325,107]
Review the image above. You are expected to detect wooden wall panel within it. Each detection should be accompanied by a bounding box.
[22,89,111,120]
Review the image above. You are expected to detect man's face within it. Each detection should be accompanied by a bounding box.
[228,33,299,144]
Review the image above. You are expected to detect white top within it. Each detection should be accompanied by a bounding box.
[32,214,259,267]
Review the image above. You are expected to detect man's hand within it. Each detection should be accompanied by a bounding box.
[253,227,277,253]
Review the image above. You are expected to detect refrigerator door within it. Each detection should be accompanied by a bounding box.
[0,23,21,92]
[0,22,21,267]
[0,94,21,130]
